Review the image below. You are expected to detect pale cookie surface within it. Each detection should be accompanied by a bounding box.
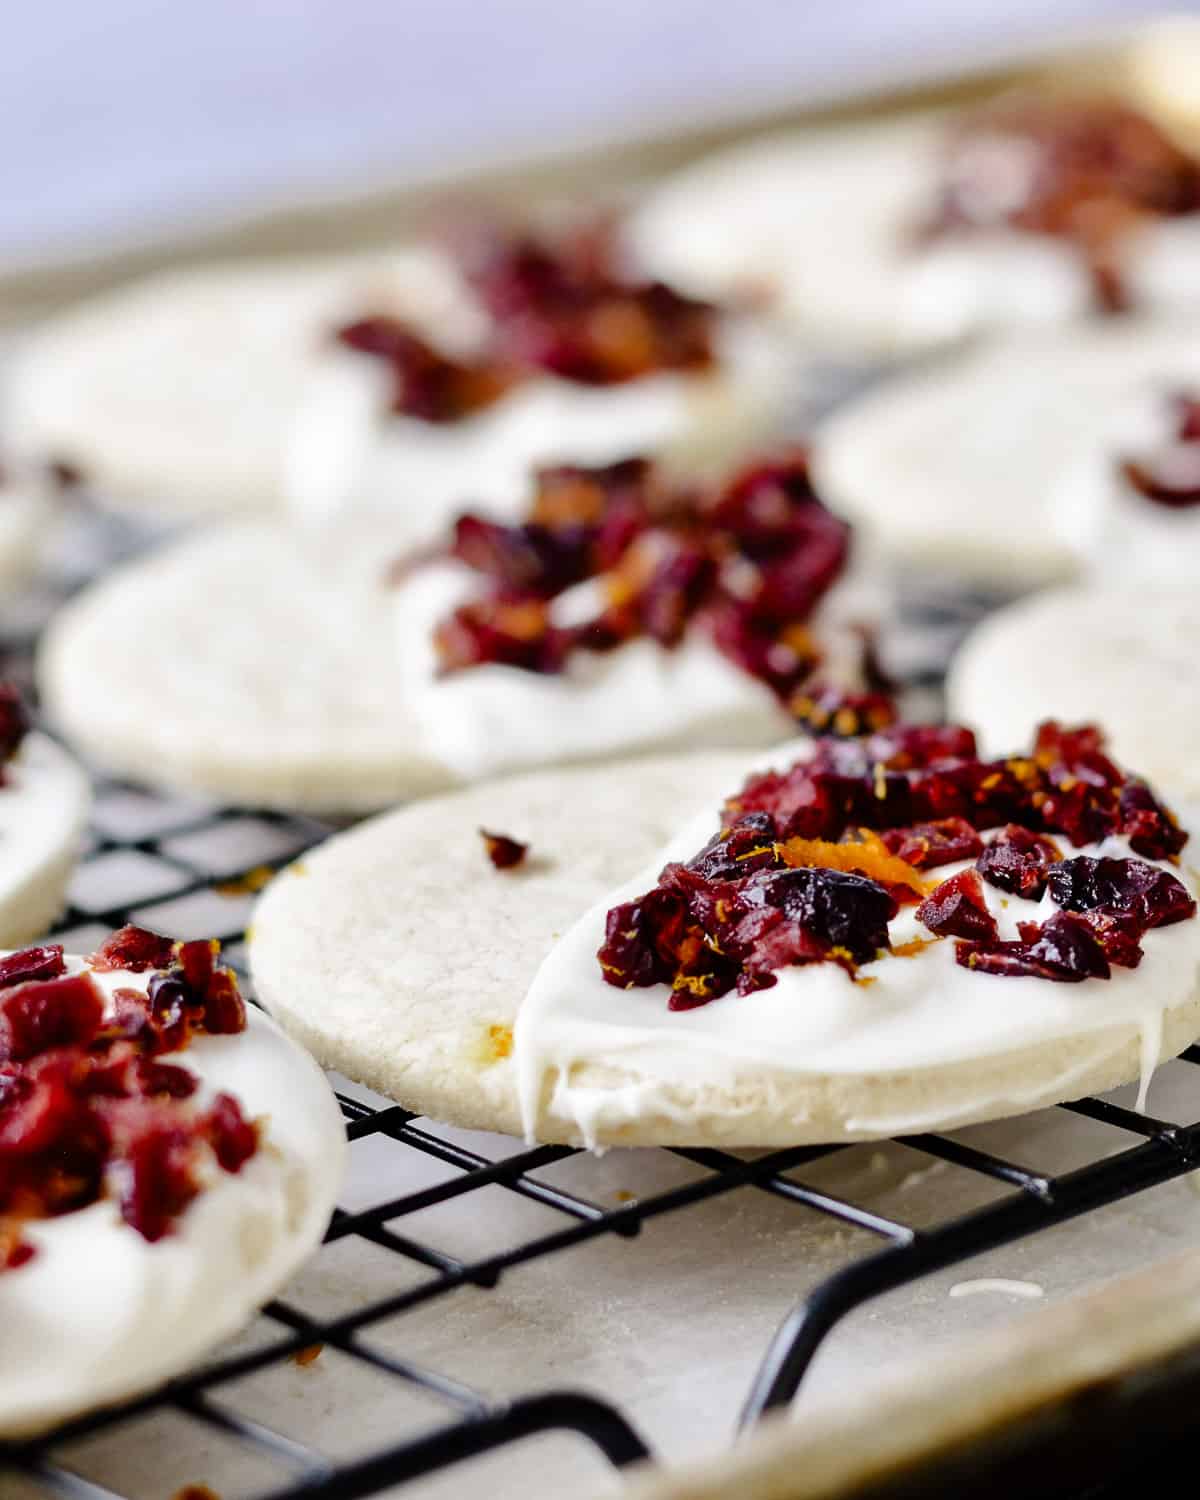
[250,750,1200,1148]
[0,733,91,945]
[948,585,1200,800]
[0,980,345,1436]
[813,322,1200,585]
[37,520,452,814]
[5,251,471,517]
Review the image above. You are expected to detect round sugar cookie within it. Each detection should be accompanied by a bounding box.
[36,520,451,814]
[812,322,1200,585]
[0,731,91,945]
[0,951,345,1436]
[250,748,1200,1148]
[948,585,1200,800]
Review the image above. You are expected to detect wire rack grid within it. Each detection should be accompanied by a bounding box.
[3,508,1200,1499]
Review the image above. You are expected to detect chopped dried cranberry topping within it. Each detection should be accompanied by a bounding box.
[0,945,65,990]
[881,817,983,870]
[917,869,997,942]
[1119,781,1187,859]
[481,828,529,869]
[463,230,715,384]
[976,825,1062,900]
[0,975,104,1063]
[0,934,257,1268]
[335,317,515,422]
[598,718,1196,1006]
[425,451,872,707]
[957,911,1111,983]
[1120,393,1200,510]
[1047,856,1196,929]
[91,925,176,974]
[926,98,1200,313]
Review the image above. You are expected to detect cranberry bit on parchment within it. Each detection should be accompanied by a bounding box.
[598,719,1194,1005]
[0,927,257,1268]
[480,829,529,870]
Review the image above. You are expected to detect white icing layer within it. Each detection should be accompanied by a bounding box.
[515,740,1200,1147]
[0,732,91,946]
[286,307,796,537]
[0,960,345,1436]
[393,555,880,782]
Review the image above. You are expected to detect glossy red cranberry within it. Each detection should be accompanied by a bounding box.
[976,825,1062,900]
[917,869,998,942]
[480,829,529,869]
[0,945,65,990]
[0,975,104,1063]
[1047,856,1196,929]
[1119,781,1187,859]
[335,317,514,422]
[205,1092,258,1172]
[91,926,176,973]
[957,911,1110,983]
[881,817,983,869]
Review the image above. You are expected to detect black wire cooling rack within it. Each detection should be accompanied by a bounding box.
[5,507,1200,1500]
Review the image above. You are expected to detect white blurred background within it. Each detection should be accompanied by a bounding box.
[0,0,1176,267]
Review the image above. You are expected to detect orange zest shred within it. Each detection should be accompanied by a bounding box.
[892,936,938,958]
[775,831,929,899]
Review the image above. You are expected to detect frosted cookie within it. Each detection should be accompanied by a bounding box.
[629,97,1200,352]
[251,720,1200,1148]
[8,231,793,528]
[948,585,1200,800]
[39,453,888,809]
[0,925,345,1436]
[813,322,1200,585]
[287,225,796,531]
[0,687,90,945]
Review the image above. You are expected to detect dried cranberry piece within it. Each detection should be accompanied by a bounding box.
[917,869,997,942]
[0,683,28,764]
[1119,781,1187,859]
[434,599,570,676]
[741,866,892,965]
[684,812,780,881]
[976,825,1062,900]
[790,686,897,738]
[0,1073,82,1156]
[480,829,529,870]
[957,912,1110,983]
[175,939,218,995]
[598,888,692,990]
[1047,856,1196,929]
[1120,453,1200,509]
[451,513,594,597]
[91,926,175,974]
[865,723,978,770]
[0,945,65,990]
[734,916,829,995]
[0,975,104,1063]
[103,1101,200,1242]
[1071,909,1145,968]
[204,1092,259,1172]
[200,969,247,1035]
[881,818,983,870]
